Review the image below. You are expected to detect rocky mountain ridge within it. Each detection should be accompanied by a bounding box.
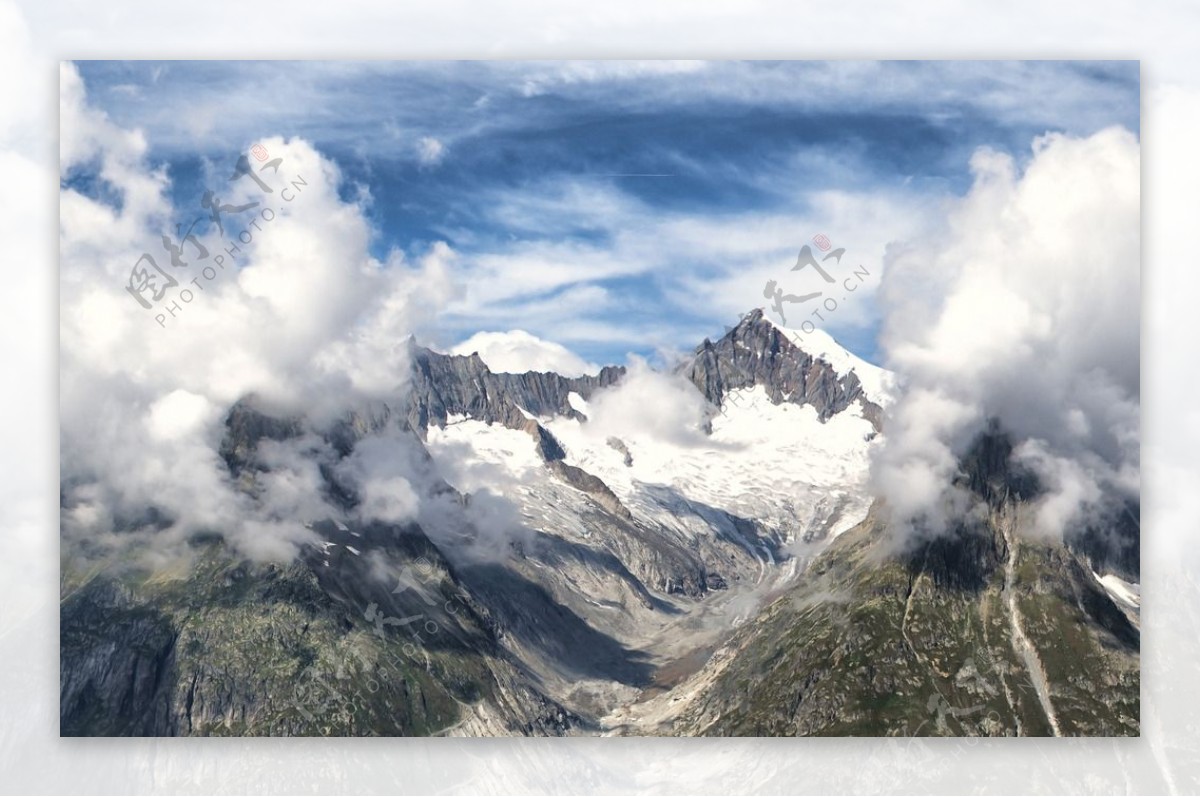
[60,310,1138,737]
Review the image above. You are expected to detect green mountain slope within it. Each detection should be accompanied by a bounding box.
[674,500,1138,737]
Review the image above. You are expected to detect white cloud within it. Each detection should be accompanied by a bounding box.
[871,126,1140,542]
[145,389,216,442]
[334,431,422,525]
[583,358,711,447]
[416,135,446,166]
[451,329,599,376]
[58,63,458,563]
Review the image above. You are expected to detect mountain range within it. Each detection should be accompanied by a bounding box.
[59,309,1139,736]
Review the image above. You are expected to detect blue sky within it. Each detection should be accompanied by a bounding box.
[70,60,1139,366]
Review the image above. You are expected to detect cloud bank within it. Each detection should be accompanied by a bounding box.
[59,63,458,565]
[871,126,1140,543]
[583,358,713,448]
[450,329,600,376]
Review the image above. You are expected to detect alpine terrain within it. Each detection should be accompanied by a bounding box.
[59,309,1139,736]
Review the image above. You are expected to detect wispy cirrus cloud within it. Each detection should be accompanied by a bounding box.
[70,60,1140,367]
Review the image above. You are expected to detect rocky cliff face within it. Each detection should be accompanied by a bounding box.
[63,380,591,737]
[404,340,624,434]
[60,517,580,737]
[681,309,876,424]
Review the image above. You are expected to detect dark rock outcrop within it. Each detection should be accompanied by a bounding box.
[679,309,879,423]
[405,341,623,435]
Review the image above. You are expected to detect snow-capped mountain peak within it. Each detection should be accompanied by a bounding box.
[753,309,894,407]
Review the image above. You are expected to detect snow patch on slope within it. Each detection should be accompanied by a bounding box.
[1093,571,1141,613]
[425,419,597,541]
[567,391,589,417]
[547,385,879,546]
[423,382,878,565]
